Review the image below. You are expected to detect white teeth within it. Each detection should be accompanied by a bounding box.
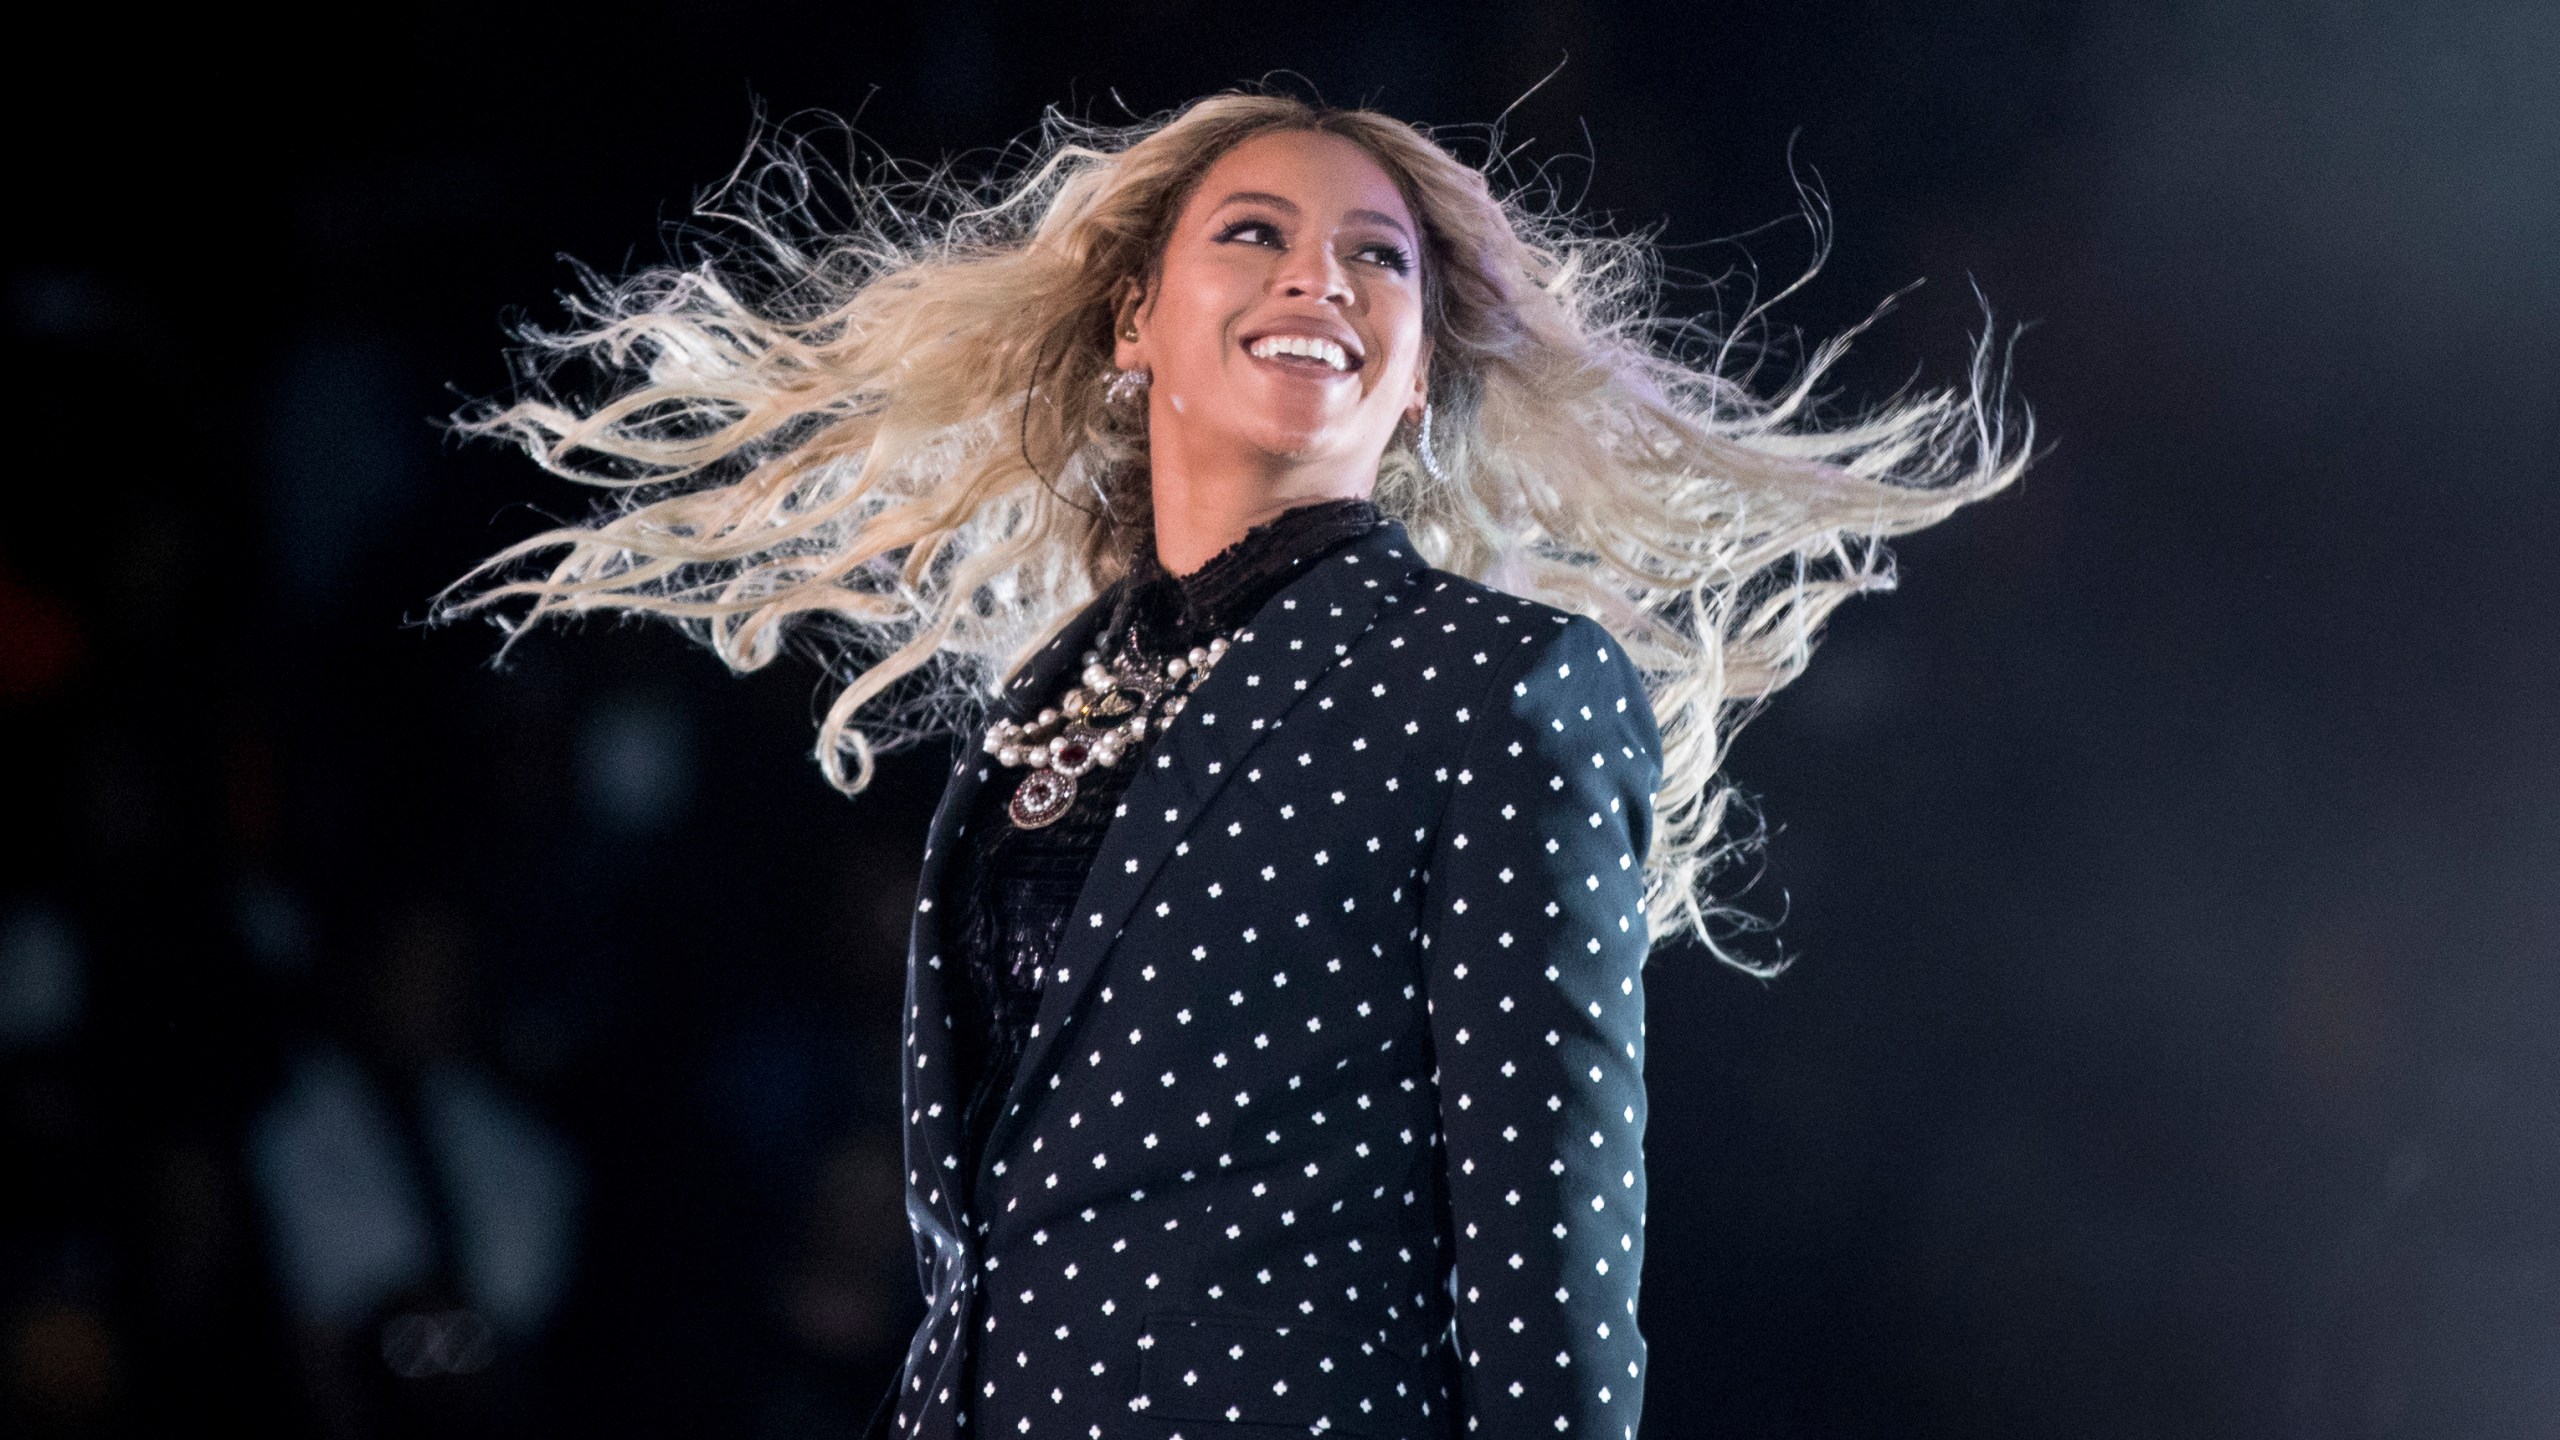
[1250,335,1350,371]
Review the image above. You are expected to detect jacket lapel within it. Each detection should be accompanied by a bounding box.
[905,595,1122,1234]
[985,523,1429,1164]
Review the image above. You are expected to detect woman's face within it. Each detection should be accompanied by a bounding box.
[1119,129,1430,484]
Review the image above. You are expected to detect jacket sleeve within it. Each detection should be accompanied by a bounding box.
[1421,613,1659,1439]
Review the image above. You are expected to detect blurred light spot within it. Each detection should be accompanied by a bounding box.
[0,903,84,1051]
[250,1050,436,1328]
[418,1066,582,1333]
[5,268,116,339]
[232,875,314,978]
[252,1050,582,1334]
[577,695,693,833]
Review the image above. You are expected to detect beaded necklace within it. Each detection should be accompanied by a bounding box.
[980,628,1233,829]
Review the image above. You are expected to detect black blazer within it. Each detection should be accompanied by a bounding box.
[892,522,1659,1440]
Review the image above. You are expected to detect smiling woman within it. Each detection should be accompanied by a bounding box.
[442,90,2026,1440]
[1115,132,1434,571]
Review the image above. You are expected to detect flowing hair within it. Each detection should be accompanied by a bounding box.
[443,92,2029,967]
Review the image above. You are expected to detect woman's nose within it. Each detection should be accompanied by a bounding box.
[1274,246,1354,305]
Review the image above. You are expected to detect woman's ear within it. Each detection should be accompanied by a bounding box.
[1111,277,1148,372]
[1404,338,1434,424]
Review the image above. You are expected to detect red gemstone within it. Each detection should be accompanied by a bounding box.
[1008,769,1075,829]
[1055,739,1091,769]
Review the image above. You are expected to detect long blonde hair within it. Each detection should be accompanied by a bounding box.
[445,92,2028,965]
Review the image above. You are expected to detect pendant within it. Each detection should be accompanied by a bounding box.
[1007,768,1077,829]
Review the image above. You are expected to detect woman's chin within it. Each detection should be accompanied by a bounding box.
[1232,411,1368,465]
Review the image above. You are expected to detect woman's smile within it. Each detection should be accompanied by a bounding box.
[1242,330,1361,375]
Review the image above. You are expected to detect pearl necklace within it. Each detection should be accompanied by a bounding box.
[981,631,1233,829]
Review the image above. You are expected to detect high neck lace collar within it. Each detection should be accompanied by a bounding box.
[1111,499,1383,654]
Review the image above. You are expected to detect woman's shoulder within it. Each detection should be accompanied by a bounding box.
[1381,568,1632,671]
[1387,566,1566,635]
[1368,567,1658,739]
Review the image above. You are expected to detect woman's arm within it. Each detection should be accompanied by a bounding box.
[1421,612,1659,1439]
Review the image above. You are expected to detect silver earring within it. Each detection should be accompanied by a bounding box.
[1105,366,1151,407]
[1412,402,1449,484]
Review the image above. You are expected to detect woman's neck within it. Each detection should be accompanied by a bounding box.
[1146,449,1377,576]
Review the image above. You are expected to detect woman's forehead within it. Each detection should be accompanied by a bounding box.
[1186,131,1415,231]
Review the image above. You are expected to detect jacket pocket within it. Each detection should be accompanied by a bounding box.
[1136,1312,1431,1438]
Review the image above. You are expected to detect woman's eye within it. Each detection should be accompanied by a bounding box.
[1355,243,1414,275]
[1216,220,1284,248]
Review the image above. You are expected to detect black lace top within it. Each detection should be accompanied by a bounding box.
[946,499,1384,1171]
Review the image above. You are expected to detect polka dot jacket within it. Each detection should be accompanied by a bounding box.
[894,522,1658,1440]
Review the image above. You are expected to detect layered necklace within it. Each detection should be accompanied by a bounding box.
[978,499,1377,832]
[980,629,1233,829]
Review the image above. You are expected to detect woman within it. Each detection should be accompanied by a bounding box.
[450,94,2023,1439]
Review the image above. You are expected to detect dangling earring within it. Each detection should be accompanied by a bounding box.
[1411,402,1449,484]
[1105,366,1151,407]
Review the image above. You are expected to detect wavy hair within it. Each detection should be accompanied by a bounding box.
[443,92,2029,966]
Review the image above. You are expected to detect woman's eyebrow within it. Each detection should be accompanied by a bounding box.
[1211,190,1299,215]
[1344,208,1416,243]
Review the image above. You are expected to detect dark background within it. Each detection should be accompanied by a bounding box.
[5,2,2556,1436]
